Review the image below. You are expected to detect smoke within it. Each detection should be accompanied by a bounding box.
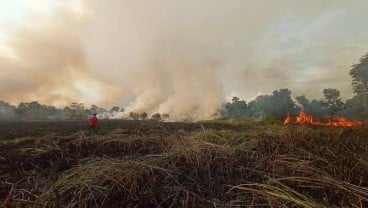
[0,4,120,107]
[1,0,368,120]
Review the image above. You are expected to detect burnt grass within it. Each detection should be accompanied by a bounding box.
[1,120,368,207]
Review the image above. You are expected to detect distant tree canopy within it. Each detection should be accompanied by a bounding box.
[0,52,367,122]
[0,101,16,119]
[109,106,121,113]
[151,113,161,121]
[350,53,368,97]
[296,96,326,119]
[348,53,368,123]
[321,88,344,117]
[162,114,170,120]
[216,52,368,122]
[219,87,366,122]
[250,89,299,119]
[343,95,368,120]
[140,112,148,120]
[14,101,58,120]
[0,101,126,120]
[69,103,88,119]
[0,87,365,122]
[129,112,140,120]
[220,97,247,118]
[269,89,299,119]
[223,89,299,120]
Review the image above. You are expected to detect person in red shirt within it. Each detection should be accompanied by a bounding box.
[89,113,98,131]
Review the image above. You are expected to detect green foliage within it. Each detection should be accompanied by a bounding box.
[343,95,368,120]
[247,89,299,120]
[14,101,58,120]
[220,97,247,118]
[271,89,299,118]
[321,88,344,117]
[296,95,330,119]
[295,95,309,108]
[246,95,270,119]
[1,101,113,120]
[350,53,368,97]
[67,103,90,119]
[151,113,161,121]
[0,101,16,120]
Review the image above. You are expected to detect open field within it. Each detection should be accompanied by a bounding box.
[1,120,368,207]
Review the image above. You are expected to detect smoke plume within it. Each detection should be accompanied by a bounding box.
[1,0,368,120]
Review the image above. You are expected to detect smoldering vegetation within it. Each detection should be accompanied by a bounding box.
[1,120,368,207]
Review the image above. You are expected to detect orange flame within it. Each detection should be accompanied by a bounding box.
[284,111,362,127]
[296,111,313,125]
[284,114,292,125]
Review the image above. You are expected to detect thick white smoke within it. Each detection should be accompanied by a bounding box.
[1,0,368,120]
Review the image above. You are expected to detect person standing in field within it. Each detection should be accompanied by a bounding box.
[89,113,98,132]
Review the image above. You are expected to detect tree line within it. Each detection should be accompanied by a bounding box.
[220,53,368,122]
[0,102,123,120]
[1,53,368,121]
[219,88,357,120]
[0,101,170,121]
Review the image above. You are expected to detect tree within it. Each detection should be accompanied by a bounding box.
[0,101,16,120]
[70,103,88,119]
[270,89,299,119]
[14,101,58,120]
[220,96,247,118]
[129,112,139,120]
[344,95,368,121]
[295,95,326,119]
[140,112,148,120]
[89,105,107,118]
[306,99,326,120]
[296,95,309,109]
[321,88,344,118]
[246,95,271,119]
[162,114,170,120]
[15,101,40,119]
[349,53,368,125]
[109,106,120,113]
[247,89,298,120]
[350,53,368,97]
[151,113,161,121]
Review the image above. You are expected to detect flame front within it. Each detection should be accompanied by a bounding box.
[284,111,362,127]
[284,114,292,125]
[296,111,313,125]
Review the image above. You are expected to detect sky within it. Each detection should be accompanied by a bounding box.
[0,0,367,119]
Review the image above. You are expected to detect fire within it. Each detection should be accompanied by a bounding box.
[284,111,362,127]
[296,111,313,125]
[284,114,292,125]
[328,116,362,127]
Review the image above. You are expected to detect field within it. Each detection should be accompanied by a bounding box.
[1,120,368,207]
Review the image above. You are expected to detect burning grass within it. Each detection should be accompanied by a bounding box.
[1,120,368,207]
[284,111,362,127]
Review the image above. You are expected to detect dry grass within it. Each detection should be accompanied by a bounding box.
[1,121,368,207]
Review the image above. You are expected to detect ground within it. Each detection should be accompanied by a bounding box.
[0,119,368,207]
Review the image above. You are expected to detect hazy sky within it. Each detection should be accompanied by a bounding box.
[0,0,367,119]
